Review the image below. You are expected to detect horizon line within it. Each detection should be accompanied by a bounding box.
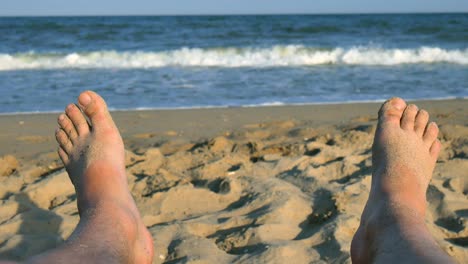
[0,11,467,18]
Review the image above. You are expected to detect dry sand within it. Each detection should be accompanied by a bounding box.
[0,99,466,263]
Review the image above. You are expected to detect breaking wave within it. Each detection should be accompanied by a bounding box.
[1,45,467,71]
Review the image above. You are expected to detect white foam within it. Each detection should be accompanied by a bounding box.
[1,45,468,71]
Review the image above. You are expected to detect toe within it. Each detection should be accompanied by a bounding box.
[401,104,418,131]
[423,122,439,147]
[429,139,441,161]
[378,97,407,127]
[66,103,90,136]
[58,113,78,143]
[58,147,69,165]
[55,128,73,154]
[77,90,114,129]
[414,109,429,137]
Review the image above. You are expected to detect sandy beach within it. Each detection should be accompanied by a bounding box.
[0,99,466,263]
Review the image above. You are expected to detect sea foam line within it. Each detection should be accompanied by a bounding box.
[1,45,468,71]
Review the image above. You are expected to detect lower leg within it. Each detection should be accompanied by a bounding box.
[354,198,453,263]
[29,171,145,263]
[351,98,454,263]
[22,91,153,264]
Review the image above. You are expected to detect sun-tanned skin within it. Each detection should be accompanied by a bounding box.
[18,91,154,263]
[351,98,455,263]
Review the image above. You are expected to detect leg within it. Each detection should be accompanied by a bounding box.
[21,91,153,263]
[351,98,454,263]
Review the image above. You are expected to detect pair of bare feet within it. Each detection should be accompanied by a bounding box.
[21,91,453,263]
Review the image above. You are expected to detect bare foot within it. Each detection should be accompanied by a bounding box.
[367,98,440,216]
[55,91,153,263]
[350,98,453,263]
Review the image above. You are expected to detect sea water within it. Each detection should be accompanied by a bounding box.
[0,14,467,113]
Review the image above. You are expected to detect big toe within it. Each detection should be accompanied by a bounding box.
[77,91,114,129]
[378,97,407,127]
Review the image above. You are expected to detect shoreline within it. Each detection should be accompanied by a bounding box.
[0,96,466,116]
[1,98,466,159]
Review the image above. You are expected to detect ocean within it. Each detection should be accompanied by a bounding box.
[0,13,467,113]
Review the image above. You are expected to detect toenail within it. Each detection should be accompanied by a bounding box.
[58,114,65,121]
[79,92,92,106]
[409,104,418,110]
[390,98,405,110]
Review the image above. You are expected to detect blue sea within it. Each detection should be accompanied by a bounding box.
[0,14,467,113]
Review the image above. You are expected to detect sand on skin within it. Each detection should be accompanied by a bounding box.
[0,99,467,263]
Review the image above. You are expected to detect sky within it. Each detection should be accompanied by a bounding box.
[1,0,468,16]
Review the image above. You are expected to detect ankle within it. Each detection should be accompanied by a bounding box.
[372,170,428,216]
[76,166,128,204]
[368,198,425,227]
[362,198,427,249]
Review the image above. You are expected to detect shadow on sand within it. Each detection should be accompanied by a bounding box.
[0,193,63,261]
